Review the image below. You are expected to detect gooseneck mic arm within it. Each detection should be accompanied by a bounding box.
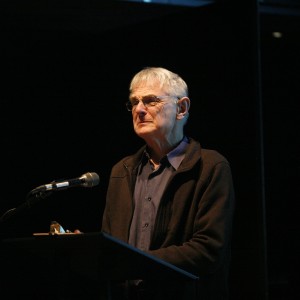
[0,189,51,224]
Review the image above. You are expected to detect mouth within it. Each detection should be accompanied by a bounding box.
[135,120,152,128]
[137,119,151,124]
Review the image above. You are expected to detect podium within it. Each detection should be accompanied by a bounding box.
[1,232,199,300]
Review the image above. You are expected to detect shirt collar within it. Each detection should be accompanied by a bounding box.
[167,136,189,170]
[143,136,189,171]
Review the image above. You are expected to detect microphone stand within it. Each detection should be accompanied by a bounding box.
[0,189,52,224]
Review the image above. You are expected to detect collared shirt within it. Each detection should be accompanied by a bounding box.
[128,136,189,251]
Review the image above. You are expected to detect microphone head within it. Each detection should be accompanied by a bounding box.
[80,172,100,188]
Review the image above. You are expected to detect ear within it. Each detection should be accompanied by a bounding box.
[176,97,190,120]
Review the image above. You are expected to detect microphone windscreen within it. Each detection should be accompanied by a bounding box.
[81,172,100,187]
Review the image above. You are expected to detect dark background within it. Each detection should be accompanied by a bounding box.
[1,0,299,299]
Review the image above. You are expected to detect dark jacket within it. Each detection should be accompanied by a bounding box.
[101,138,235,299]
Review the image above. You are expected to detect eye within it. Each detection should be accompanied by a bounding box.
[143,95,159,106]
[130,98,139,107]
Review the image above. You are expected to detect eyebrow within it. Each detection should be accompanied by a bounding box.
[129,94,157,101]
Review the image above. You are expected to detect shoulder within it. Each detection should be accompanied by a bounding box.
[201,148,229,165]
[186,138,230,170]
[187,138,228,161]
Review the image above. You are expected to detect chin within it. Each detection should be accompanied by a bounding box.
[136,130,154,139]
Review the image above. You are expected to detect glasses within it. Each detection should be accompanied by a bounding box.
[126,94,178,111]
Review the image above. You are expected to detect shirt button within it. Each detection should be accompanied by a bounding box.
[147,197,151,201]
[144,223,149,228]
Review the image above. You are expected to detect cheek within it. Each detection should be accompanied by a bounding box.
[132,112,140,122]
[161,105,177,117]
[156,106,176,125]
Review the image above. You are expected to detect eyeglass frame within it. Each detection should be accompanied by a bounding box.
[125,94,180,112]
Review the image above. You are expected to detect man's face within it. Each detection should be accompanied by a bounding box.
[129,85,178,141]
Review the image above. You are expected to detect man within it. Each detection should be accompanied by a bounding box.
[101,67,235,299]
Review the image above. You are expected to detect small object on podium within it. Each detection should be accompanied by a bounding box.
[49,221,65,235]
[33,221,76,236]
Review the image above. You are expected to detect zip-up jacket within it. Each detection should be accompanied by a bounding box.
[101,138,235,299]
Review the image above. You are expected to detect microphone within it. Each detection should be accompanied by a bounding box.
[32,172,100,193]
[0,172,100,223]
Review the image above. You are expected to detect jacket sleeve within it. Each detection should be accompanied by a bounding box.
[101,157,134,242]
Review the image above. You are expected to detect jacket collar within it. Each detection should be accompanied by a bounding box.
[123,137,202,172]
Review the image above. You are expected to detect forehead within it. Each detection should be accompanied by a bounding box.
[130,83,165,98]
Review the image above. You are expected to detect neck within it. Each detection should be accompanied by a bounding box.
[147,134,184,163]
[149,158,160,170]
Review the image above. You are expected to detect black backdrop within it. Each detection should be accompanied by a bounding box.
[1,1,299,299]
